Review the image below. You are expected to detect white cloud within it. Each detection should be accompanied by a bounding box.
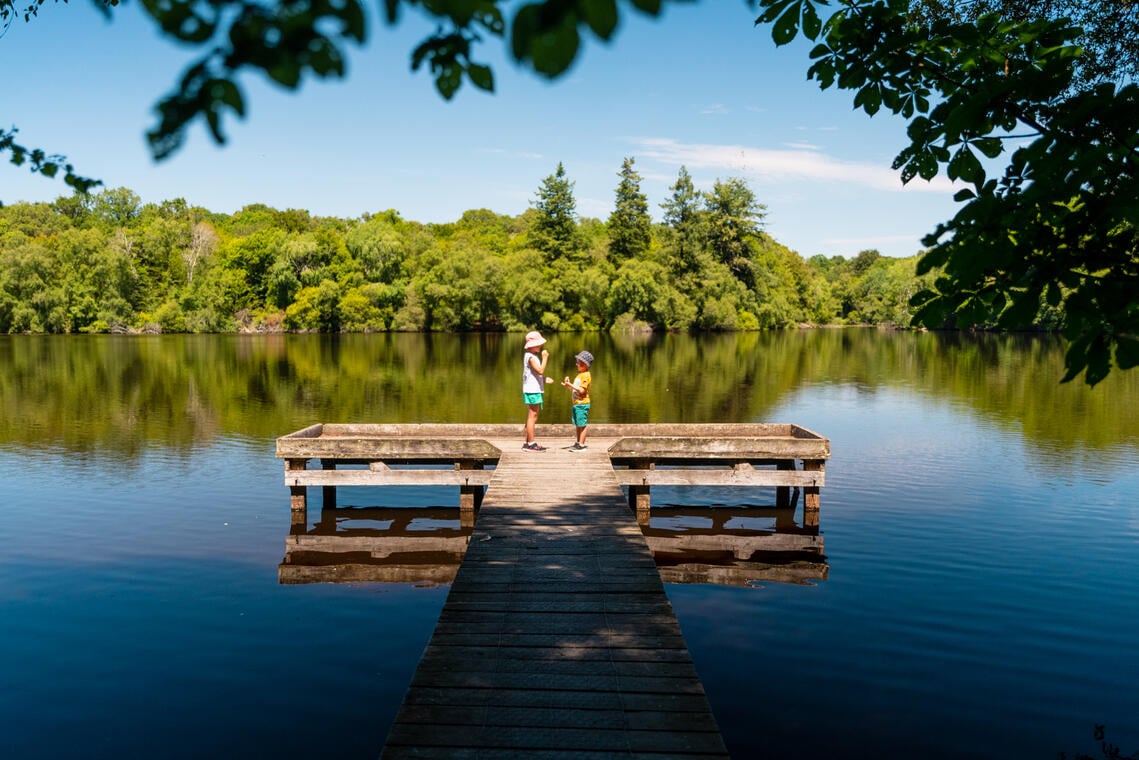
[634,137,957,194]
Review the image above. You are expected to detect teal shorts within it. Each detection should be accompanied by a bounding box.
[523,392,544,407]
[571,403,590,427]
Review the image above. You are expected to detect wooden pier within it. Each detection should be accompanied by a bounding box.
[276,423,829,757]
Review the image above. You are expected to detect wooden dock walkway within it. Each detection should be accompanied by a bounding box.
[277,422,829,757]
[380,436,730,758]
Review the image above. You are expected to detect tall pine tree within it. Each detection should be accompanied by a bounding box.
[661,165,704,274]
[530,162,582,261]
[704,177,767,287]
[607,157,651,260]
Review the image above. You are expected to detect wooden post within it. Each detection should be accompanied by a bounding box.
[289,507,307,534]
[776,460,795,508]
[803,459,824,526]
[286,458,308,511]
[457,460,483,516]
[628,459,653,513]
[321,458,337,509]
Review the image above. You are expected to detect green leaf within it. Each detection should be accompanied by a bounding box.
[268,59,302,88]
[435,65,462,99]
[953,188,976,202]
[973,137,1003,159]
[1084,335,1111,386]
[581,0,619,40]
[467,63,494,92]
[1116,336,1139,370]
[854,83,882,115]
[630,0,662,13]
[529,16,581,77]
[998,288,1041,328]
[947,147,982,183]
[771,2,802,46]
[1061,335,1091,383]
[801,2,821,40]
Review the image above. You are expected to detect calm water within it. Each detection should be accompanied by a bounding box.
[2,331,1137,759]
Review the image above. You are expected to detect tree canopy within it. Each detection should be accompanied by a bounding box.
[755,0,1137,384]
[3,0,1136,383]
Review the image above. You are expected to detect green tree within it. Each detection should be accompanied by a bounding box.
[908,0,1139,89]
[759,0,1137,384]
[703,177,767,288]
[608,156,652,260]
[344,210,409,284]
[660,165,706,276]
[530,162,583,261]
[7,0,1137,381]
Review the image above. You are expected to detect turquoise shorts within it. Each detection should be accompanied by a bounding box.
[523,392,544,407]
[571,403,590,427]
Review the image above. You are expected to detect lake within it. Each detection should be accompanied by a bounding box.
[2,330,1137,759]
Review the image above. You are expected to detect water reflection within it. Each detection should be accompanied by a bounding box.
[3,332,1138,480]
[279,505,473,585]
[279,499,826,589]
[640,506,828,587]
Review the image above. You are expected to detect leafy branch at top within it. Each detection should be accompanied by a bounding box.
[756,0,1138,385]
[145,0,688,161]
[1,127,102,206]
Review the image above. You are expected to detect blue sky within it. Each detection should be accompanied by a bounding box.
[2,1,963,259]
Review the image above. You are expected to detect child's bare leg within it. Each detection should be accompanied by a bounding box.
[525,405,541,442]
[576,426,587,445]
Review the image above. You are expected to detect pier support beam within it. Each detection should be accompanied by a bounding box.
[776,460,795,507]
[321,458,337,509]
[804,459,824,527]
[287,458,308,512]
[458,460,483,524]
[627,459,653,521]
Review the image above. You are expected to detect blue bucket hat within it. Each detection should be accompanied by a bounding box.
[574,350,594,367]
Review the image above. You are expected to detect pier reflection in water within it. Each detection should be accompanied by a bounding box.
[282,498,825,589]
[279,505,474,586]
[639,503,828,587]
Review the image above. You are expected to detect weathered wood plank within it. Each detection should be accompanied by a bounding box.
[657,561,829,586]
[608,435,830,460]
[644,531,824,556]
[277,436,501,460]
[277,563,460,585]
[284,469,494,487]
[612,467,825,487]
[284,533,470,555]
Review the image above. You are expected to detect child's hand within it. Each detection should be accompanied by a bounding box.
[541,349,549,359]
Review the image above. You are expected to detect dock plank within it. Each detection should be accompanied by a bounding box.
[381,441,730,758]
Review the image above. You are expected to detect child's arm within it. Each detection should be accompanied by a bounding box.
[562,376,583,399]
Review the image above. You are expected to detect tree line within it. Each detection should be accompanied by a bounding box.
[0,159,941,336]
[4,0,1134,383]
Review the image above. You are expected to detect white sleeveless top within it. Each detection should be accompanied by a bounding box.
[522,351,544,394]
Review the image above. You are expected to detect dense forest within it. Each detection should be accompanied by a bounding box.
[0,159,937,335]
